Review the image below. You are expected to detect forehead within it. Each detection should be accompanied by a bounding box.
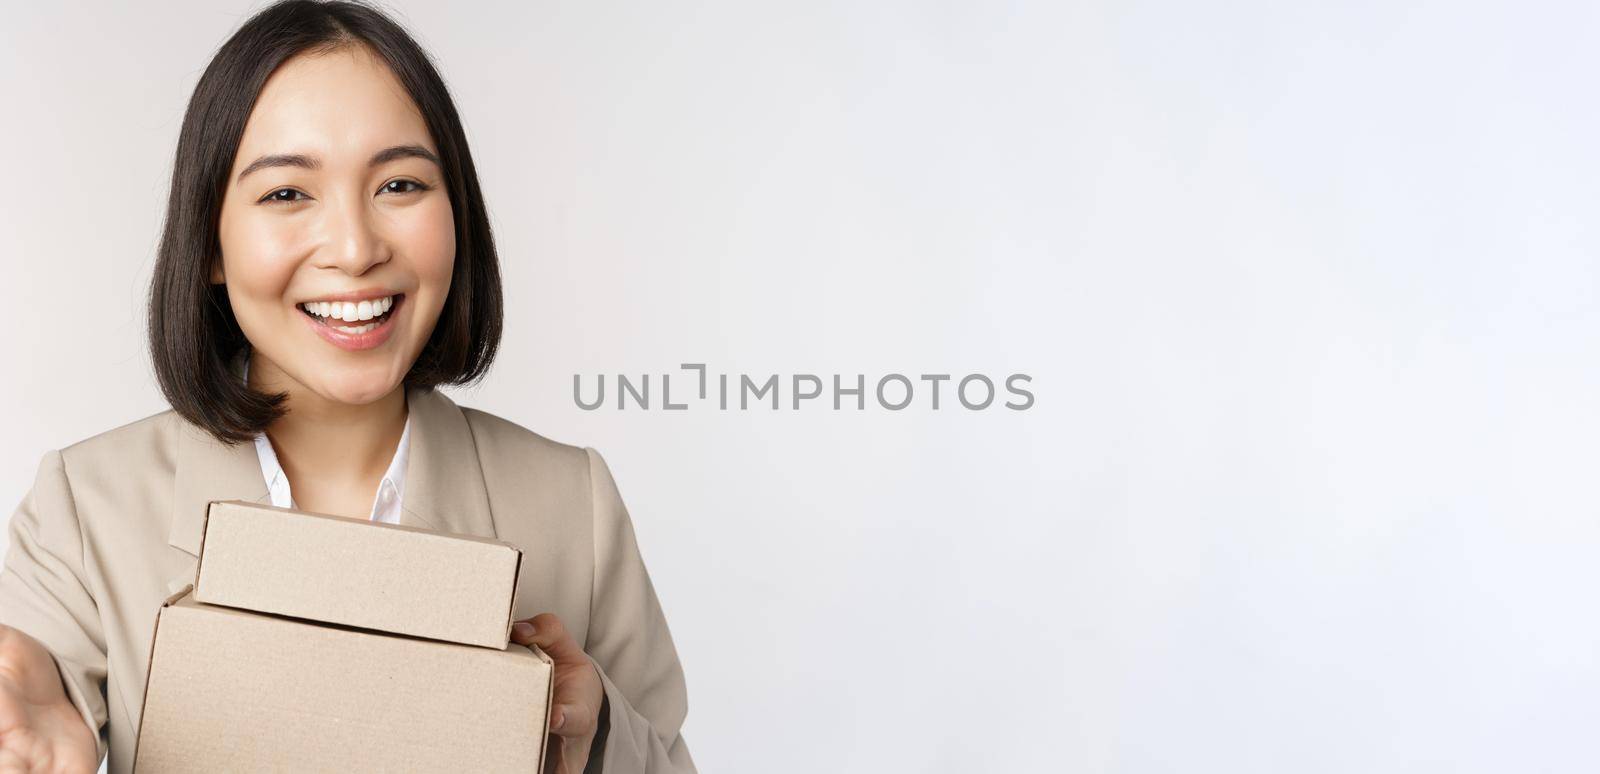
[232,45,434,171]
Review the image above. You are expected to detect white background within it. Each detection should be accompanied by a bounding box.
[4,1,1598,771]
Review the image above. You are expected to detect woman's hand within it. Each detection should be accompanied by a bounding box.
[0,625,96,774]
[511,614,604,774]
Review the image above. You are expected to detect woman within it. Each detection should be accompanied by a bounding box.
[0,2,694,772]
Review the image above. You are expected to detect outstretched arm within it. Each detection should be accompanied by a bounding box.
[0,451,108,771]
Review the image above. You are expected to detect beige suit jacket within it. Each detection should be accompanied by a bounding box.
[0,387,695,773]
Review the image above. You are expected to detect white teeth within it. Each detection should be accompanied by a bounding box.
[333,322,379,334]
[299,295,395,322]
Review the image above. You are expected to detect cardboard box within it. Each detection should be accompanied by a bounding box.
[134,587,554,772]
[194,500,522,649]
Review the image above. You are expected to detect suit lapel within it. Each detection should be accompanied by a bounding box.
[169,421,272,558]
[166,418,272,595]
[398,387,499,541]
[169,349,272,560]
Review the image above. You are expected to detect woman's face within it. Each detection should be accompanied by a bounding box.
[216,44,454,406]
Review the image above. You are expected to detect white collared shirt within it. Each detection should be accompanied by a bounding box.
[253,419,410,524]
[242,358,411,523]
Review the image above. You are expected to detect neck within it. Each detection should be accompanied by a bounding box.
[247,350,408,492]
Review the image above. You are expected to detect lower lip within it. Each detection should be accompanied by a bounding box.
[298,297,403,352]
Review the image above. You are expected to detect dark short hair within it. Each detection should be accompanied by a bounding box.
[148,0,502,444]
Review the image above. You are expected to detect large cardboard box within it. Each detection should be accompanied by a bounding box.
[134,501,553,772]
[195,500,522,649]
[134,588,554,771]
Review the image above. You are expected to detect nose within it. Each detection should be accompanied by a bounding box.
[314,194,391,276]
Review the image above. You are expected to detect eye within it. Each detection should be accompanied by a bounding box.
[379,179,431,195]
[258,187,309,204]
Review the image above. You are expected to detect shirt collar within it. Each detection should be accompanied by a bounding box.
[242,355,410,523]
[373,417,411,523]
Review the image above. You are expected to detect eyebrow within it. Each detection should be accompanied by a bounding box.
[235,144,442,183]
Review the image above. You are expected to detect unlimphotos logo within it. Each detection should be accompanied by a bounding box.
[574,364,1034,411]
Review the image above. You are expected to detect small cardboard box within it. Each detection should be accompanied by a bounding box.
[194,500,522,649]
[134,587,554,772]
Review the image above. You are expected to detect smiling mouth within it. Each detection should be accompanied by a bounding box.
[298,294,404,334]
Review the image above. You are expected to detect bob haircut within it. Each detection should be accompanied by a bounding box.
[148,0,502,444]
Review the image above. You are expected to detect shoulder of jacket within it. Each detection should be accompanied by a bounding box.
[38,409,182,509]
[56,408,178,465]
[457,404,591,475]
[453,404,607,535]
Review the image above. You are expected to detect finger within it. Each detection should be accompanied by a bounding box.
[548,701,597,738]
[510,614,586,663]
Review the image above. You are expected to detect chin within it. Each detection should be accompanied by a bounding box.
[310,369,404,406]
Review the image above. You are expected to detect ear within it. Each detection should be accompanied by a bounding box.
[209,257,225,285]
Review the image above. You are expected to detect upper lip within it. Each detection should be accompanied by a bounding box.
[297,288,401,304]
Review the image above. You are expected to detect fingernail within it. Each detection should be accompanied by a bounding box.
[512,622,535,639]
[554,708,566,731]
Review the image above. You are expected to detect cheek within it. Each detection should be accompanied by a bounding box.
[217,204,307,317]
[398,197,456,305]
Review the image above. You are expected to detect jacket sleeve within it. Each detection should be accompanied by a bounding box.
[582,448,696,774]
[0,450,109,764]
